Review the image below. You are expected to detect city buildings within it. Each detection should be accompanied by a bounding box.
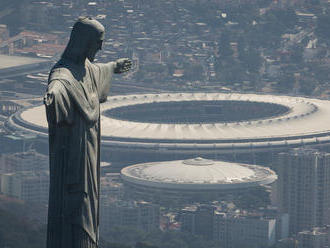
[179,204,288,248]
[297,227,330,248]
[276,148,330,235]
[100,199,160,237]
[0,150,48,173]
[0,170,49,204]
[0,151,49,204]
[0,24,9,43]
[180,204,215,240]
[214,212,277,248]
[0,30,64,57]
[100,173,125,200]
[2,0,330,247]
[0,54,51,78]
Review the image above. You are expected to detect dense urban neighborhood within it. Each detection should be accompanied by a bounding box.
[2,1,330,248]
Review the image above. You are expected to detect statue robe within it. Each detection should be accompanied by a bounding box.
[44,58,114,248]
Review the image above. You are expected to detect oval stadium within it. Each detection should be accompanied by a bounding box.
[5,92,330,167]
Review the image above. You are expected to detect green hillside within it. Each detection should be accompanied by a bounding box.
[0,195,46,248]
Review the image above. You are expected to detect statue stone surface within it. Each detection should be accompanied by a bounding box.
[43,17,131,248]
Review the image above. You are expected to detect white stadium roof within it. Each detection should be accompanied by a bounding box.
[120,157,277,190]
[6,92,330,153]
[0,54,49,70]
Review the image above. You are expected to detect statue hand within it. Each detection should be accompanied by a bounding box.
[114,58,132,74]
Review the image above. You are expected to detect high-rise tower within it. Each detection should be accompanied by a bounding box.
[276,148,330,234]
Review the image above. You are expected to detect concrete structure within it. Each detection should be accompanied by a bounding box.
[0,30,63,56]
[0,55,49,70]
[180,204,216,240]
[121,157,277,203]
[0,170,49,204]
[0,24,9,43]
[0,150,48,173]
[0,54,51,78]
[100,200,160,236]
[0,100,21,118]
[275,212,290,241]
[297,227,330,248]
[214,212,277,248]
[100,173,124,200]
[0,150,49,205]
[179,204,283,248]
[276,148,330,235]
[6,92,330,167]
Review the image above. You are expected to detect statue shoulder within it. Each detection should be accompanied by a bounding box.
[44,79,69,105]
[46,62,74,104]
[48,79,67,93]
[49,66,74,83]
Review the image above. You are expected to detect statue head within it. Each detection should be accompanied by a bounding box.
[62,16,105,64]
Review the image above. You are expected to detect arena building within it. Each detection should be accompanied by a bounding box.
[120,157,277,203]
[0,54,51,78]
[5,92,330,167]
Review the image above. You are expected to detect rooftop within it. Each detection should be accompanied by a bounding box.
[120,157,277,190]
[0,55,49,70]
[8,92,330,152]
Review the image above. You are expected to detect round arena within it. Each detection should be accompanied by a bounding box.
[6,92,330,167]
[121,157,277,203]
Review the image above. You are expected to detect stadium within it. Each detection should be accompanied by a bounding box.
[120,157,277,203]
[5,92,330,167]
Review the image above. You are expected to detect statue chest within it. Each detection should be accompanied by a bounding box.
[78,72,99,111]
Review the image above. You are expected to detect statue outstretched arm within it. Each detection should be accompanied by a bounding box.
[113,58,132,74]
[93,58,132,103]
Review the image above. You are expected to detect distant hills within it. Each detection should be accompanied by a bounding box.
[0,0,33,35]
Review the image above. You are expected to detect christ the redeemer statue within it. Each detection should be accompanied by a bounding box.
[43,17,131,248]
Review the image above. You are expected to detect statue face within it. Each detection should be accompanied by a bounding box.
[62,17,105,63]
[86,38,103,62]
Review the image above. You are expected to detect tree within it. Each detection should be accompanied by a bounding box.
[239,47,262,74]
[215,59,247,83]
[255,8,297,49]
[299,77,318,96]
[103,226,146,246]
[219,31,234,58]
[271,239,296,248]
[106,243,132,248]
[290,45,304,64]
[0,208,46,248]
[184,64,204,81]
[102,226,218,248]
[316,14,330,45]
[135,242,158,248]
[232,187,270,210]
[276,73,295,93]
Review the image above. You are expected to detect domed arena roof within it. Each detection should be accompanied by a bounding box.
[120,157,277,190]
